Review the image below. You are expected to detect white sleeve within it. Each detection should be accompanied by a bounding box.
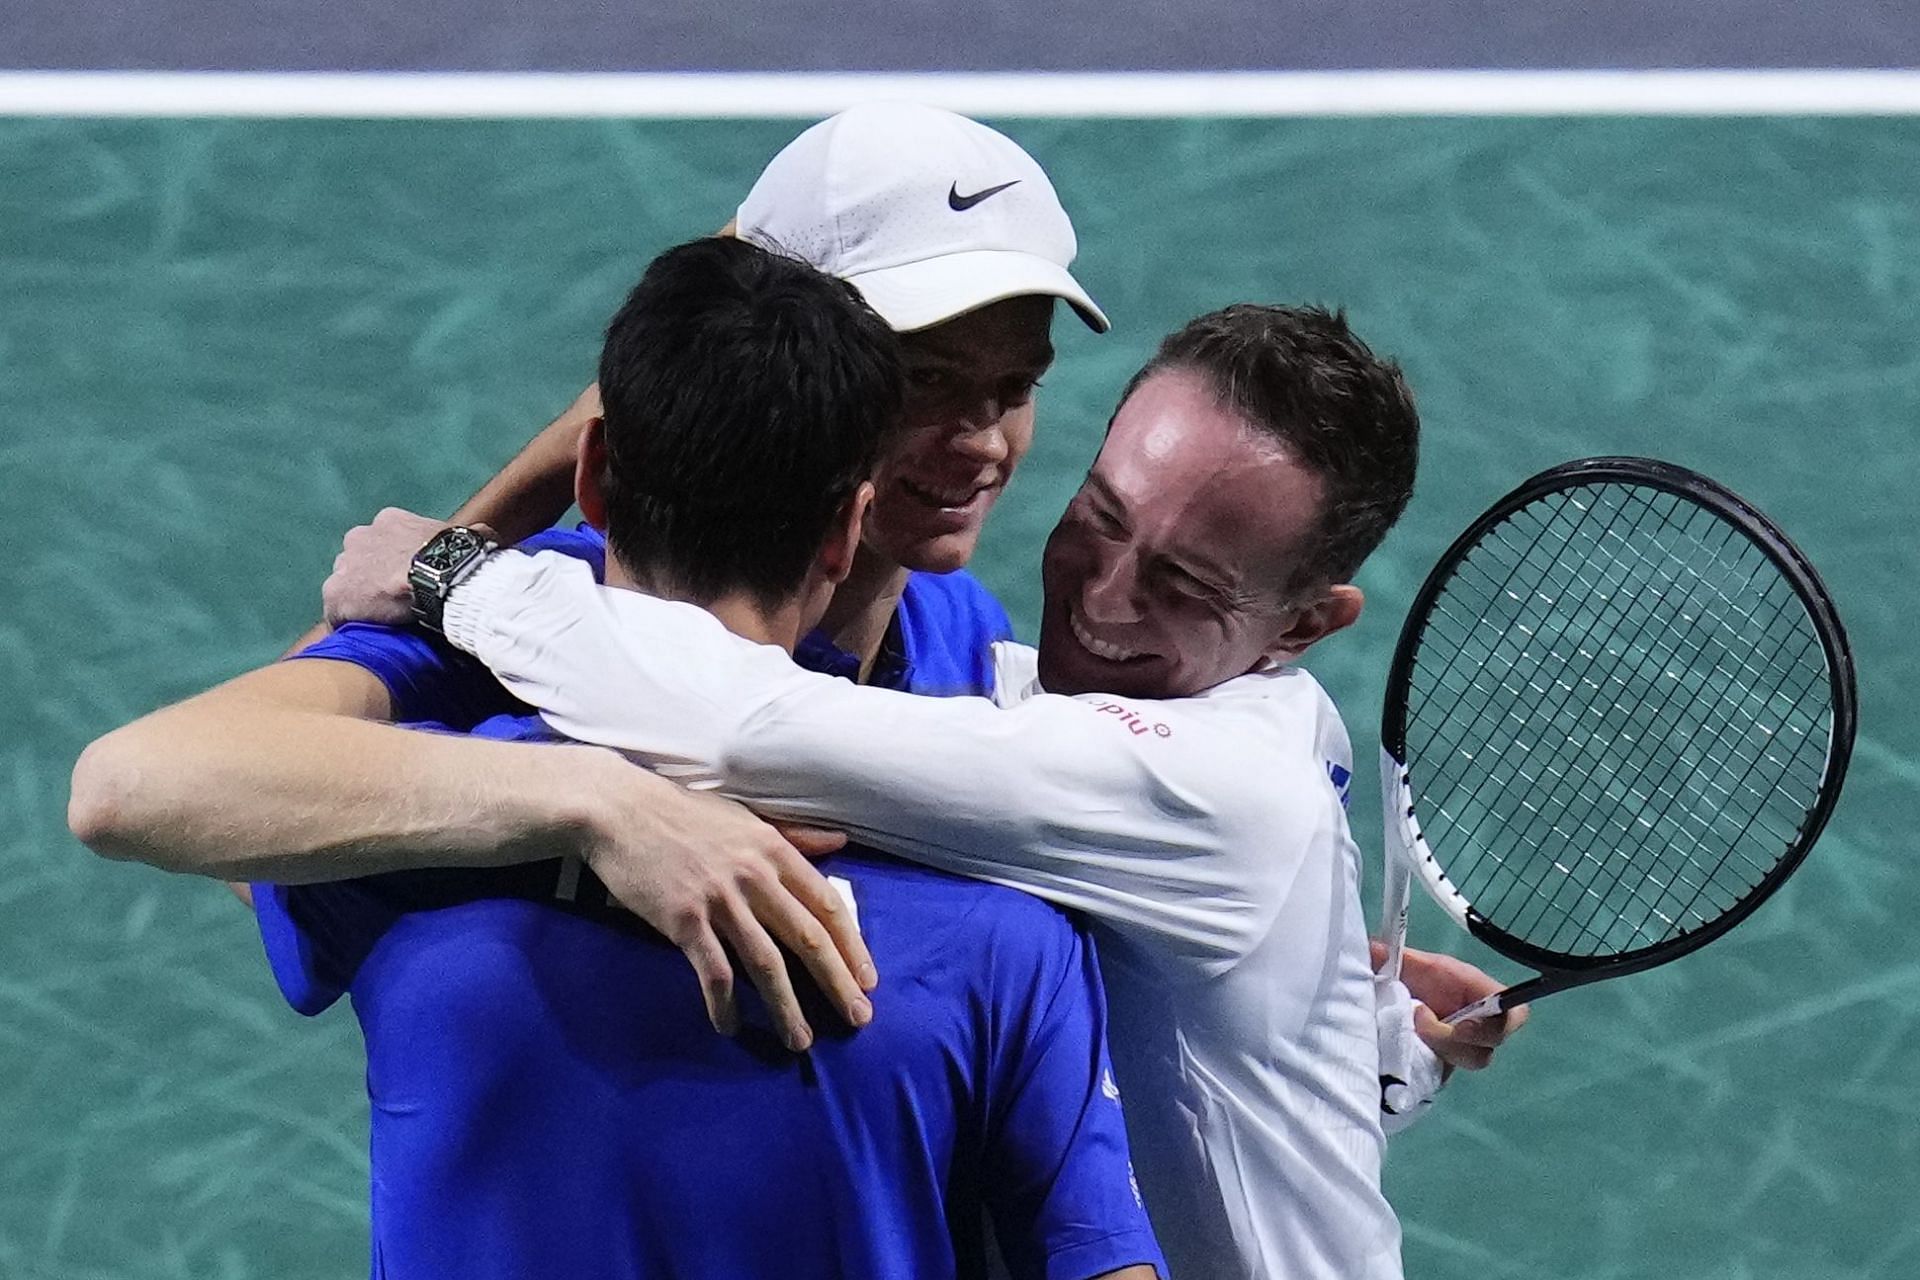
[444,550,1319,972]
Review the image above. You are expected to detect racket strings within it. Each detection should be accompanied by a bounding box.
[1514,515,1816,915]
[1451,494,1762,948]
[1658,595,1832,933]
[1403,482,1835,958]
[1449,522,1823,950]
[1412,494,1693,950]
[1439,504,1683,935]
[1564,578,1817,949]
[1458,551,1819,953]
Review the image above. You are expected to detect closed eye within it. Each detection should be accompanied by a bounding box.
[1159,560,1228,602]
[1084,502,1125,537]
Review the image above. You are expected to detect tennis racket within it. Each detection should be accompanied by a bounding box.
[1377,457,1855,1024]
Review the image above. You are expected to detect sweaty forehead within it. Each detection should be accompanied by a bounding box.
[1093,368,1325,585]
[1097,368,1280,490]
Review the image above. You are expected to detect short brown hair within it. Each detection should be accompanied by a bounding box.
[1122,303,1419,593]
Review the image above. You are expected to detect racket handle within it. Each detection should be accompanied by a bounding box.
[1378,749,1414,984]
[1442,989,1509,1026]
[1380,862,1411,984]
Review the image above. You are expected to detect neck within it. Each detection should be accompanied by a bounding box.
[604,555,805,654]
[816,544,910,678]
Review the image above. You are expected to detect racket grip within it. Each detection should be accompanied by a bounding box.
[1442,989,1509,1026]
[1378,748,1414,984]
[1380,862,1411,984]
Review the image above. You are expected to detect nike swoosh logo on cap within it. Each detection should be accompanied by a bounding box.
[948,180,1021,211]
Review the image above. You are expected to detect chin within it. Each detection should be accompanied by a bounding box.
[1037,632,1151,699]
[893,528,984,575]
[1040,651,1149,698]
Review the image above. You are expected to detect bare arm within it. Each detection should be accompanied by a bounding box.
[69,656,876,1048]
[447,383,600,547]
[226,384,597,894]
[70,659,615,882]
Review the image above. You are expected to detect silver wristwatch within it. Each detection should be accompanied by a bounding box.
[408,526,498,634]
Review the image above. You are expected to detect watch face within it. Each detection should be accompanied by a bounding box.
[418,529,478,573]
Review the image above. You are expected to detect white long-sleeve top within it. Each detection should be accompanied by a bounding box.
[445,551,1406,1280]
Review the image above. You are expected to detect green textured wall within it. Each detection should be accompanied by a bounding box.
[4,117,1916,1279]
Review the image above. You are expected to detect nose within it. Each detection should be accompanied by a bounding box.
[947,401,1010,466]
[1080,549,1144,625]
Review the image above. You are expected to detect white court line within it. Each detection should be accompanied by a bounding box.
[4,70,1920,117]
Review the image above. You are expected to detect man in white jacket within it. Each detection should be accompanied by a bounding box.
[384,304,1523,1279]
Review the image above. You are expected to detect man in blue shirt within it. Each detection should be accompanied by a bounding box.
[81,236,1160,1279]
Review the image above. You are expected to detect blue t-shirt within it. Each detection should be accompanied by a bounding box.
[258,528,1159,1280]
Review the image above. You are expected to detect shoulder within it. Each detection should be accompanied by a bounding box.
[829,851,1083,965]
[1176,667,1358,867]
[900,568,1014,642]
[893,569,1014,697]
[515,523,607,578]
[1202,664,1351,758]
[291,623,505,727]
[989,641,1041,704]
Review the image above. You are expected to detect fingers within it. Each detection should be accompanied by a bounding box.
[674,919,739,1038]
[771,823,848,859]
[1396,945,1511,1019]
[1449,1001,1530,1049]
[1412,998,1530,1074]
[777,849,878,994]
[324,507,447,626]
[767,832,875,993]
[1413,1004,1494,1073]
[717,894,813,1052]
[744,876,874,1037]
[587,780,873,1052]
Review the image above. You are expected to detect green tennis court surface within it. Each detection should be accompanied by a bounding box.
[4,116,1916,1279]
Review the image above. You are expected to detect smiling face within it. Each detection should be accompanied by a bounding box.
[1038,367,1354,699]
[862,296,1057,573]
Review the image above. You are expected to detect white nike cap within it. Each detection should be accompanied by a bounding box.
[736,103,1109,334]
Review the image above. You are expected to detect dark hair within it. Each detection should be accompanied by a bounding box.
[597,238,903,607]
[1121,303,1419,593]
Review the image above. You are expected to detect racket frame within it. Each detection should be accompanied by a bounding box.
[1379,457,1857,1019]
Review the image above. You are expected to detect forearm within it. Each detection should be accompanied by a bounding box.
[447,552,1190,861]
[448,384,597,545]
[446,553,1292,961]
[69,667,620,883]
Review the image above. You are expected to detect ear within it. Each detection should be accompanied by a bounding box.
[1262,584,1364,667]
[574,417,611,529]
[818,482,875,586]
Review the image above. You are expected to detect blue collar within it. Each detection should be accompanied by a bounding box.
[794,616,912,690]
